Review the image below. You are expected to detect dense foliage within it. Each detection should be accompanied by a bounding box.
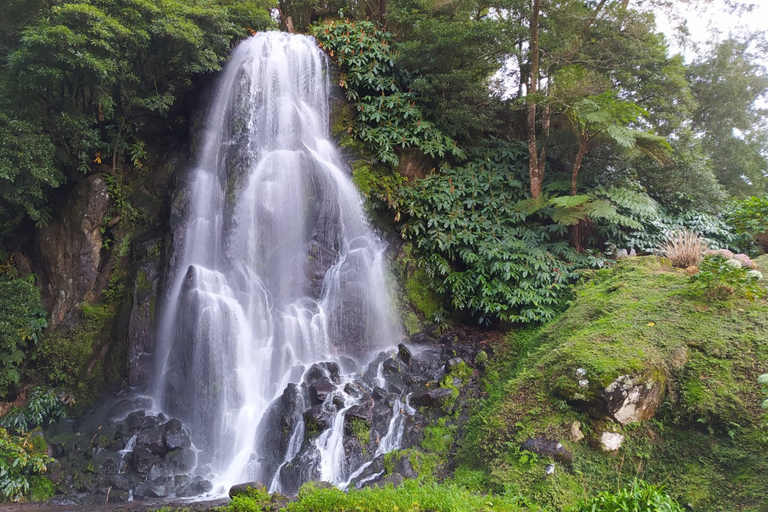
[728,195,768,254]
[0,428,51,502]
[312,20,463,166]
[0,274,47,400]
[0,0,274,227]
[394,141,600,324]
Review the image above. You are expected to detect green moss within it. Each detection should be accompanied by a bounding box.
[350,418,371,446]
[405,264,440,322]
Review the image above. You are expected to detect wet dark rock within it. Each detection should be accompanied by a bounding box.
[382,358,403,375]
[344,382,364,398]
[410,387,453,408]
[309,379,337,405]
[164,418,191,450]
[304,405,332,432]
[398,343,413,365]
[132,445,159,476]
[192,476,214,493]
[394,454,418,479]
[94,451,124,475]
[229,481,267,499]
[305,362,341,385]
[344,405,372,436]
[332,395,345,409]
[372,386,388,401]
[126,411,146,432]
[339,355,358,373]
[521,437,573,464]
[137,423,168,456]
[371,472,405,489]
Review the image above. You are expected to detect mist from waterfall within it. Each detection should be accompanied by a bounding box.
[151,32,402,493]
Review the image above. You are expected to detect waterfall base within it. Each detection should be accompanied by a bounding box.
[41,336,486,505]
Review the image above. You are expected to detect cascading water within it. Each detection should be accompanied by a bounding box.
[151,32,403,493]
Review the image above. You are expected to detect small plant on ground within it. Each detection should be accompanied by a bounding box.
[575,481,684,511]
[759,373,768,414]
[658,229,705,268]
[691,253,766,301]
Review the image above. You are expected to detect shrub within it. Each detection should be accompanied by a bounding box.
[0,386,70,434]
[691,253,767,301]
[0,427,52,502]
[658,229,705,268]
[576,481,684,512]
[0,274,47,400]
[728,195,768,254]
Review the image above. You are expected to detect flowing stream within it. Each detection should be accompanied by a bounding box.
[151,32,402,494]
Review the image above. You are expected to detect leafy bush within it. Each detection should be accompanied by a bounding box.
[0,387,70,434]
[728,195,768,254]
[311,20,464,167]
[0,274,47,400]
[576,481,684,512]
[658,229,705,268]
[394,140,601,324]
[0,427,52,502]
[691,253,766,301]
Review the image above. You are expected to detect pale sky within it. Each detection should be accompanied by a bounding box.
[652,0,768,61]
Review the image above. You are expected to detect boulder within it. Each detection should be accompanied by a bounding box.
[410,387,453,408]
[163,418,191,451]
[309,379,337,405]
[521,437,573,464]
[398,343,412,365]
[599,432,625,453]
[556,369,665,425]
[229,481,267,498]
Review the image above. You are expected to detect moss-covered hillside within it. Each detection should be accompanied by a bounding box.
[459,256,768,510]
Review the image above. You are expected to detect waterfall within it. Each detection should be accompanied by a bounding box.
[151,32,402,493]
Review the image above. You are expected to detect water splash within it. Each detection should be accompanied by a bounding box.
[151,32,401,492]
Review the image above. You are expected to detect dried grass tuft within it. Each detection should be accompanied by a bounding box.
[659,229,706,268]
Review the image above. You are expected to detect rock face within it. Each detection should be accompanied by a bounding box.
[37,174,110,328]
[125,232,165,386]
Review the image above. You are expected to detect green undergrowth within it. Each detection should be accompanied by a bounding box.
[458,255,768,510]
[225,480,535,512]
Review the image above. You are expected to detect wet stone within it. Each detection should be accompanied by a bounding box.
[398,343,412,365]
[309,379,337,405]
[410,387,453,408]
[372,386,388,401]
[164,418,191,450]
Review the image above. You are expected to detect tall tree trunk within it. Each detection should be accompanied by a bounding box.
[526,0,542,199]
[571,144,587,195]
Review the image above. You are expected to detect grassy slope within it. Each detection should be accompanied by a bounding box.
[459,256,768,510]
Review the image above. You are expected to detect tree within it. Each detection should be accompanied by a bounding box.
[688,36,768,197]
[566,92,670,196]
